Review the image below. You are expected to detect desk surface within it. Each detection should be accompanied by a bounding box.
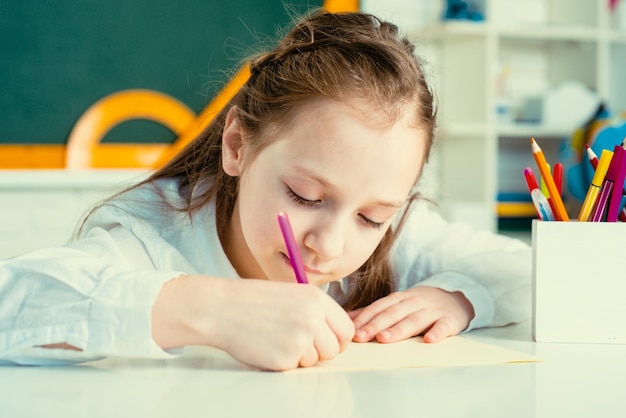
[2,321,625,418]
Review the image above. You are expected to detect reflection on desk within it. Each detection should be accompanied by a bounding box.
[2,321,625,418]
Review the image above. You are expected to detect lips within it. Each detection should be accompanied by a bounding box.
[280,252,327,275]
[305,266,325,275]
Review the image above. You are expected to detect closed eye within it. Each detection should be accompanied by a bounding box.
[287,187,320,207]
[287,185,385,229]
[358,214,384,230]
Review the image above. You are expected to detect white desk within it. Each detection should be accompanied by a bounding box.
[2,321,625,418]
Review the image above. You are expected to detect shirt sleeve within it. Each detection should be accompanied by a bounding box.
[391,201,532,331]
[0,225,184,366]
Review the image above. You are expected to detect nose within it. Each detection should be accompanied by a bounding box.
[302,215,346,261]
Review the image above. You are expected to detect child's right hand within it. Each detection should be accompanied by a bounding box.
[152,275,355,371]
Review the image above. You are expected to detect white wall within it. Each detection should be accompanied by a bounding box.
[0,171,148,259]
[360,0,444,32]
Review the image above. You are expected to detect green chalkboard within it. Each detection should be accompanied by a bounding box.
[0,0,324,144]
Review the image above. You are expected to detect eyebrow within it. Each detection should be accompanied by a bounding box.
[292,165,405,209]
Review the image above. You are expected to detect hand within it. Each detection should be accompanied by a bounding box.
[153,275,355,371]
[214,279,355,370]
[348,286,475,344]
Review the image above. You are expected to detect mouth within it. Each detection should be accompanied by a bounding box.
[280,252,327,276]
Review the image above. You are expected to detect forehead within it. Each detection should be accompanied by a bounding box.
[283,96,421,134]
[258,98,428,198]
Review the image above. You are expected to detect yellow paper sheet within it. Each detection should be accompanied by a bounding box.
[169,335,539,373]
[294,336,540,373]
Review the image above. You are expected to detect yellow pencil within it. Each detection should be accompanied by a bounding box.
[577,149,614,221]
[530,138,569,221]
[540,163,550,197]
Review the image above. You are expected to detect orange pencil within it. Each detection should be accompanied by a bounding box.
[530,138,569,221]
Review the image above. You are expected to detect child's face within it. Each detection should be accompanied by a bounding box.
[222,99,428,286]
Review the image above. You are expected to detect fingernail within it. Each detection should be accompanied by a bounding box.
[379,330,390,341]
[355,329,366,339]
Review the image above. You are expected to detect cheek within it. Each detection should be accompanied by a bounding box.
[342,229,389,275]
[237,177,284,250]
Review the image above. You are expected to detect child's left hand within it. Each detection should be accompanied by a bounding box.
[348,286,475,344]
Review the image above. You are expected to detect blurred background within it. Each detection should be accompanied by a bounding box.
[2,0,626,257]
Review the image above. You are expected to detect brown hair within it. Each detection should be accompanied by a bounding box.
[118,10,436,310]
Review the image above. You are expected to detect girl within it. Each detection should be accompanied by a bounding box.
[0,10,530,371]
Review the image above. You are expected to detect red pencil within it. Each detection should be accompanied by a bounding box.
[585,144,598,169]
[553,162,563,196]
[523,167,540,192]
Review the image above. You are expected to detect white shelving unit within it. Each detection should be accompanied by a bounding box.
[410,0,626,232]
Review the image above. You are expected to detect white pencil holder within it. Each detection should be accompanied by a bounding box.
[532,220,626,344]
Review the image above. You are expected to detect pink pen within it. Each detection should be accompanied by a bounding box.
[590,145,622,222]
[277,212,309,284]
[606,146,626,222]
[586,144,626,221]
[620,139,626,222]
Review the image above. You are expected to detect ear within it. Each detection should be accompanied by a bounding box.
[221,106,246,177]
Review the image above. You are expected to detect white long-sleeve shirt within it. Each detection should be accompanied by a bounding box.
[0,178,531,365]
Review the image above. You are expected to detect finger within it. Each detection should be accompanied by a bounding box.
[298,342,320,368]
[423,317,456,343]
[314,325,341,361]
[371,308,439,343]
[346,308,363,320]
[354,298,428,342]
[326,302,356,352]
[350,293,404,329]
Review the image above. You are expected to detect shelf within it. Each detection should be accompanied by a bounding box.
[497,26,599,42]
[496,123,570,138]
[607,30,626,43]
[415,1,616,233]
[417,21,489,39]
[437,122,570,139]
[418,22,602,43]
[437,122,489,138]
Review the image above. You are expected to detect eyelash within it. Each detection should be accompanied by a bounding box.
[286,187,384,230]
[287,187,318,208]
[359,214,385,230]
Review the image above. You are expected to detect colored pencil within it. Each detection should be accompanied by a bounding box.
[578,149,613,221]
[585,144,598,169]
[531,189,555,221]
[553,162,563,196]
[530,138,569,221]
[277,212,309,284]
[590,145,622,222]
[606,146,626,222]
